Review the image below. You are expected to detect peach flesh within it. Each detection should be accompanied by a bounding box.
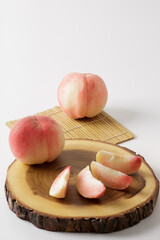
[76,165,106,199]
[57,72,108,119]
[9,116,65,165]
[91,161,132,190]
[49,166,71,198]
[96,151,142,174]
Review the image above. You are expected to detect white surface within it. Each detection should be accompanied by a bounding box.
[0,0,160,239]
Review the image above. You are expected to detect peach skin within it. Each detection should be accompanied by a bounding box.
[9,116,65,165]
[57,72,108,119]
[91,161,132,190]
[96,150,142,174]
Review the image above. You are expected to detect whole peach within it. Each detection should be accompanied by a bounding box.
[9,116,65,165]
[57,73,108,119]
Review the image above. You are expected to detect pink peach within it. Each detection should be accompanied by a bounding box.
[57,72,108,119]
[76,165,106,199]
[91,161,132,190]
[49,166,71,198]
[96,151,142,174]
[9,116,65,165]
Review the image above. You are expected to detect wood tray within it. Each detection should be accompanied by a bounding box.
[5,139,159,233]
[5,106,134,144]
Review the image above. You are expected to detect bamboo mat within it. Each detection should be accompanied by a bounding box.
[6,106,134,145]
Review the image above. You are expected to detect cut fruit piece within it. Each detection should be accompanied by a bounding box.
[76,165,106,199]
[96,150,142,174]
[91,161,132,190]
[49,166,71,198]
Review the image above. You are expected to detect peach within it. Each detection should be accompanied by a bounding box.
[91,161,132,190]
[96,150,142,174]
[49,166,71,198]
[57,72,108,119]
[9,116,65,165]
[76,165,106,199]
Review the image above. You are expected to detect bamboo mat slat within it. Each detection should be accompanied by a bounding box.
[5,106,134,144]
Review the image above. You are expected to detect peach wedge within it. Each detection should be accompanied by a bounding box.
[96,150,142,174]
[49,166,71,198]
[76,165,106,199]
[91,161,132,190]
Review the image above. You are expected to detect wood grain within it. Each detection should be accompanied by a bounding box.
[5,139,159,233]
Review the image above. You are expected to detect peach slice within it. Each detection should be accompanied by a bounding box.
[49,166,71,198]
[91,161,132,190]
[96,150,142,174]
[76,165,106,199]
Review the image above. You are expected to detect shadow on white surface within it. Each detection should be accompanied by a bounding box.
[105,106,156,126]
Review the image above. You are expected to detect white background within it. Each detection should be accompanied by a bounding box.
[0,0,160,239]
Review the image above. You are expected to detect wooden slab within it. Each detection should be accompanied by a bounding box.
[5,106,134,144]
[5,139,159,233]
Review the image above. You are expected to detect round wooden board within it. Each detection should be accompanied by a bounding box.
[5,139,159,233]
